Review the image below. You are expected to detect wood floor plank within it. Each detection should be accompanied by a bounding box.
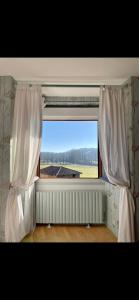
[22,225,117,243]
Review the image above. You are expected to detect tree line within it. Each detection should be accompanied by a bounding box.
[40,148,98,166]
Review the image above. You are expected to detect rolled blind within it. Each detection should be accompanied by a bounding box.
[42,96,99,107]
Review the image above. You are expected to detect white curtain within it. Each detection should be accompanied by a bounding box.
[99,86,135,242]
[5,84,42,242]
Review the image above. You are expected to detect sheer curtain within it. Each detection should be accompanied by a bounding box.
[5,84,42,242]
[99,86,135,242]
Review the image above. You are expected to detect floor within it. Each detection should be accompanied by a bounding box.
[22,225,117,243]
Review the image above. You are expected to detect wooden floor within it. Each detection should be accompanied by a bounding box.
[22,225,117,243]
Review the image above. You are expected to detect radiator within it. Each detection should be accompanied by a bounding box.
[36,190,105,224]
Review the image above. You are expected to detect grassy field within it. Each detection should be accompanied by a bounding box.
[40,163,98,178]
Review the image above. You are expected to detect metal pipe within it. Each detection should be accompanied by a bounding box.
[15,82,101,88]
[41,84,101,88]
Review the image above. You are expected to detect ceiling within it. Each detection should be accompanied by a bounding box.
[0,58,139,85]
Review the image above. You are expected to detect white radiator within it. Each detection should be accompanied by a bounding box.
[36,190,105,224]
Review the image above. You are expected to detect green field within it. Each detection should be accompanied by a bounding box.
[40,163,98,178]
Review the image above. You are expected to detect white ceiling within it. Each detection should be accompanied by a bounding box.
[0,58,139,85]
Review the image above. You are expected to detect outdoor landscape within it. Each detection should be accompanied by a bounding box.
[40,120,98,179]
[40,148,98,178]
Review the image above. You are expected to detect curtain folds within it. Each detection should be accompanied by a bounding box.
[5,84,42,242]
[99,86,135,242]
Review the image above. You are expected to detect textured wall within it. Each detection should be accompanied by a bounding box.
[123,77,139,240]
[105,182,120,237]
[0,76,139,241]
[0,76,15,241]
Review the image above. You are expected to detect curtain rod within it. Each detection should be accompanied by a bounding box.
[41,84,129,88]
[15,81,130,88]
[41,84,101,88]
[15,83,101,88]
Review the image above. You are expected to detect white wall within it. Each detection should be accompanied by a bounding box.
[1,58,139,84]
[42,86,100,97]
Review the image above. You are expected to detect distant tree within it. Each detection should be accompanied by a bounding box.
[41,148,98,165]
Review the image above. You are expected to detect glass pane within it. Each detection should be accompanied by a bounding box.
[40,121,98,179]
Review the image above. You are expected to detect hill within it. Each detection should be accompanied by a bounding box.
[40,148,98,166]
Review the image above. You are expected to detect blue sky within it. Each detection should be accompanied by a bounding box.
[41,121,98,152]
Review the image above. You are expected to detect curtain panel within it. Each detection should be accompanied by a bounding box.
[5,84,42,242]
[99,86,135,242]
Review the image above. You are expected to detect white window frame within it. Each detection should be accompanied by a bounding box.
[39,106,101,184]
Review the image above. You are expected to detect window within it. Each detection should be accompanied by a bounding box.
[39,120,102,179]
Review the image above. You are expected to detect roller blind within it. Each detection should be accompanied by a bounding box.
[42,96,99,107]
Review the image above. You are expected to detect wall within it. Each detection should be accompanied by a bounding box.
[0,76,15,241]
[1,76,139,241]
[123,77,139,240]
[105,182,120,237]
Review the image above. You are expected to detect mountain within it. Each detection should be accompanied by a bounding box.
[40,148,98,166]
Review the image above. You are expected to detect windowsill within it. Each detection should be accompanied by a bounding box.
[100,177,116,186]
[37,178,104,184]
[100,176,110,183]
[36,178,105,191]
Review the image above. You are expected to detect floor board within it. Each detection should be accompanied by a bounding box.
[22,225,117,243]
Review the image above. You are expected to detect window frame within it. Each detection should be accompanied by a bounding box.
[37,119,102,180]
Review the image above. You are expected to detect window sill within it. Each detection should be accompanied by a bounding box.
[100,176,110,183]
[37,178,104,185]
[100,177,116,186]
[36,178,105,192]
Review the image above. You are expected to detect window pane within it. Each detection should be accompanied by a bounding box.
[40,121,98,178]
